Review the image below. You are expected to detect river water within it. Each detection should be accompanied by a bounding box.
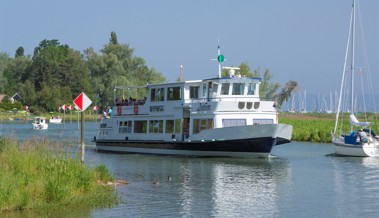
[1,121,379,218]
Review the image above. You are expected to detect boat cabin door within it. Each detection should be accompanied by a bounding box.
[182,108,190,141]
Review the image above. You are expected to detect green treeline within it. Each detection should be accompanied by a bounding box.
[0,32,166,113]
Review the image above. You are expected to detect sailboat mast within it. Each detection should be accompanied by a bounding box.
[334,0,354,134]
[350,0,356,132]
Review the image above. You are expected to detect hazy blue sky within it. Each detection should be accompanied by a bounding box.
[1,0,378,97]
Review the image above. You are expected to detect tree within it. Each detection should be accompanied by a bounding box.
[3,55,32,95]
[258,68,280,100]
[276,80,299,107]
[110,31,118,45]
[0,52,10,93]
[15,46,24,57]
[221,62,297,104]
[86,31,165,109]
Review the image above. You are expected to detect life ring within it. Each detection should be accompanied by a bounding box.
[117,106,122,115]
[134,103,138,115]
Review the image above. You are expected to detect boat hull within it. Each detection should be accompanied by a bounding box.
[94,124,292,158]
[49,119,62,124]
[332,136,379,157]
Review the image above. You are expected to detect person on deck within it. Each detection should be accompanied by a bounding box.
[107,106,113,117]
[358,129,368,143]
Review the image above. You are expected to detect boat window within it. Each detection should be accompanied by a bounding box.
[232,83,245,95]
[222,119,246,127]
[202,83,207,98]
[150,88,165,102]
[190,86,199,99]
[167,87,182,101]
[253,119,274,125]
[221,83,230,95]
[212,83,218,97]
[247,83,256,95]
[134,120,147,133]
[119,121,132,133]
[149,120,163,133]
[165,120,174,133]
[193,119,214,134]
[175,119,181,134]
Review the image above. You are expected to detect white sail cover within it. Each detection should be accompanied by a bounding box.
[350,114,371,127]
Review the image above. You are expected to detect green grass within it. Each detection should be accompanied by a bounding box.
[0,136,118,212]
[279,112,379,143]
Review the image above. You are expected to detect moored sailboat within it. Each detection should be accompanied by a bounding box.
[331,0,379,157]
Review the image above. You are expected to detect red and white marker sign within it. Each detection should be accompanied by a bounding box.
[73,92,92,111]
[62,104,68,111]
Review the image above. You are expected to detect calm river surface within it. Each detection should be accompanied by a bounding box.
[1,120,379,218]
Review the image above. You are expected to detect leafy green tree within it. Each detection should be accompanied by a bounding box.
[0,52,10,93]
[258,68,280,100]
[86,32,165,109]
[110,31,118,45]
[3,55,32,95]
[15,46,24,58]
[276,80,299,107]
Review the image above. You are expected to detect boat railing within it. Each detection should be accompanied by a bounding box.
[185,96,262,104]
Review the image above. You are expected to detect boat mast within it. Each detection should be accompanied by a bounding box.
[334,0,354,134]
[350,0,356,132]
[211,38,225,78]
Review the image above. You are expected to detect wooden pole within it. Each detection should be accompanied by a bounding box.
[81,111,85,163]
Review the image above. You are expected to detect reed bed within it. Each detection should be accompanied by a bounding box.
[280,113,379,143]
[0,136,118,212]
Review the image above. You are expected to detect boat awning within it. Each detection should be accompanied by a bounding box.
[350,114,371,127]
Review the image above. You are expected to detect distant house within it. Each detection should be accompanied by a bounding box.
[11,93,22,103]
[0,93,22,103]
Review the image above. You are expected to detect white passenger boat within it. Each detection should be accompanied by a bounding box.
[49,116,62,124]
[32,117,48,130]
[94,55,292,158]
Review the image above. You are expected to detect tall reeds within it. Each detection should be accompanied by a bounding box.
[0,136,118,212]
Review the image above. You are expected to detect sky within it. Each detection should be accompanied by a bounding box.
[1,0,378,98]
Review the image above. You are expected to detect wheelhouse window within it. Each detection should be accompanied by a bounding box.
[202,83,207,98]
[221,83,230,95]
[193,119,214,134]
[232,83,245,95]
[247,83,256,95]
[151,88,165,102]
[190,86,199,99]
[149,120,163,133]
[167,87,182,101]
[212,83,218,97]
[222,119,246,127]
[134,120,147,133]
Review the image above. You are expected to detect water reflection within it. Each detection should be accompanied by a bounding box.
[330,156,379,217]
[173,158,290,218]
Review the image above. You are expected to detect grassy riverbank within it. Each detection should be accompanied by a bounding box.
[280,113,379,143]
[0,136,118,212]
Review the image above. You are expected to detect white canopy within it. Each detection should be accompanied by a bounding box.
[350,113,371,127]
